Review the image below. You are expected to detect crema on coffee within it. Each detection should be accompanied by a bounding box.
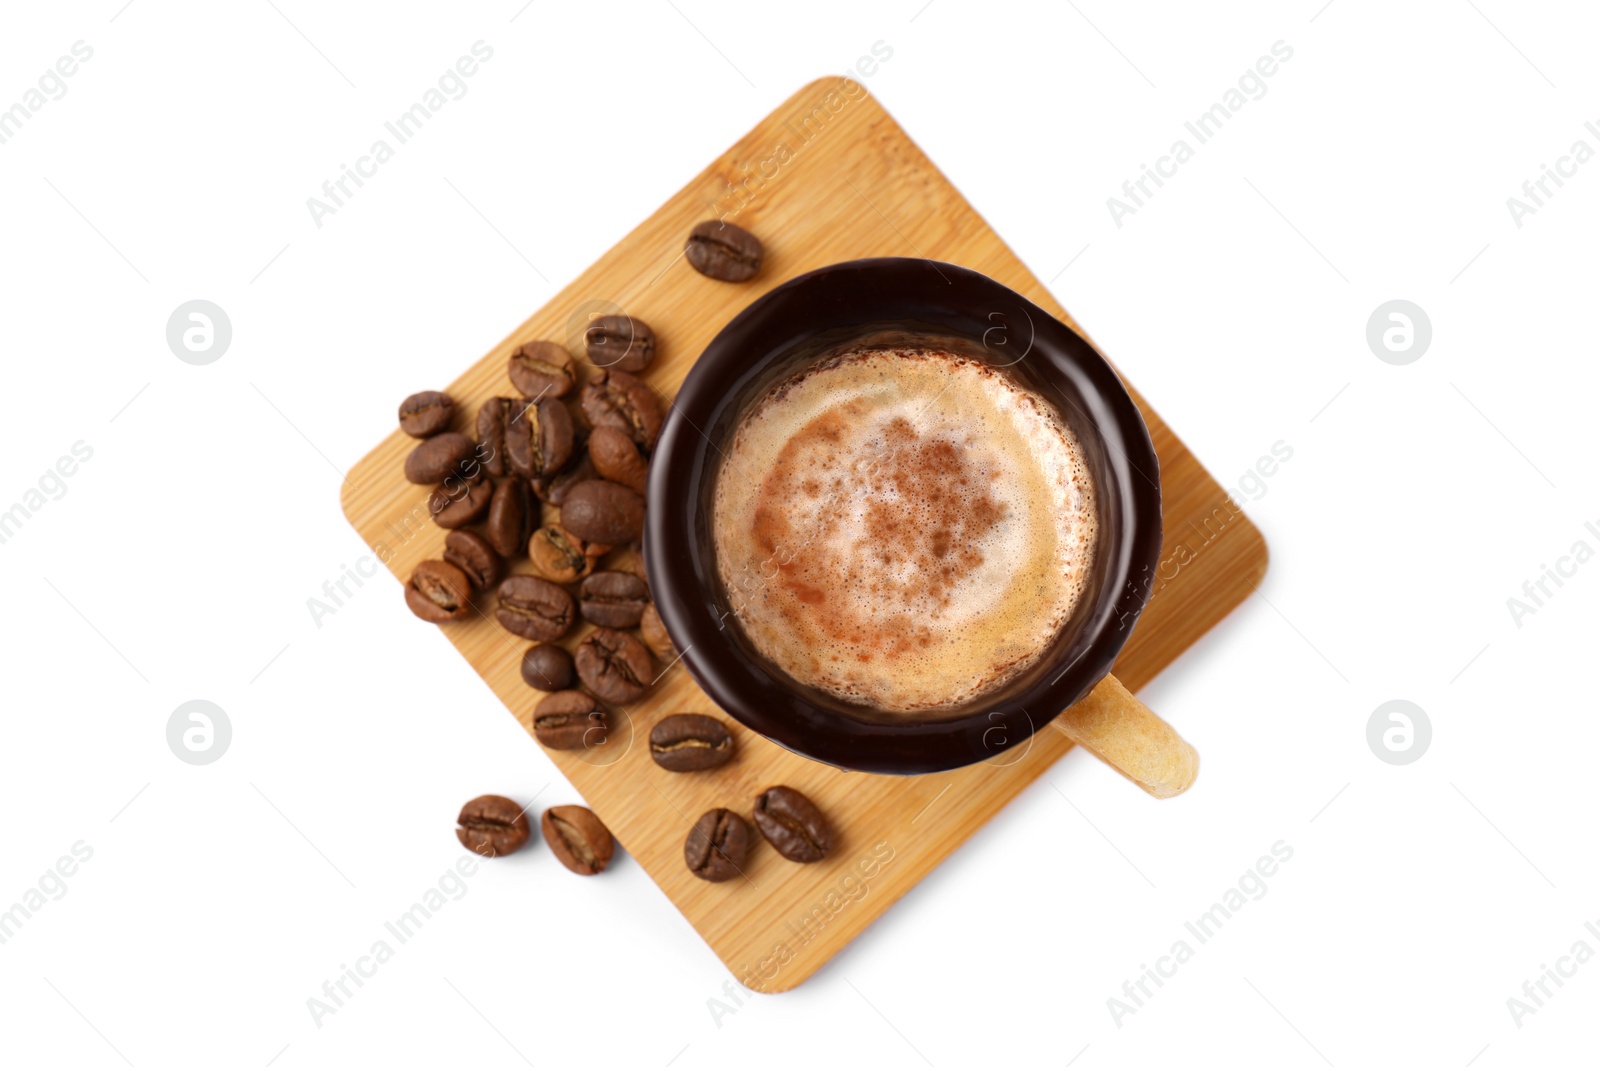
[712,347,1098,712]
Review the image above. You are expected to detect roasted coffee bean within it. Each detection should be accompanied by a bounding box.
[405,432,477,484]
[531,452,598,506]
[405,560,473,623]
[580,370,663,450]
[399,390,454,437]
[495,575,574,641]
[588,425,649,495]
[443,529,503,590]
[650,714,734,773]
[532,689,608,748]
[508,340,577,399]
[685,808,750,882]
[574,627,653,704]
[476,397,515,477]
[507,397,575,479]
[527,523,603,584]
[640,603,675,662]
[685,220,763,283]
[578,571,650,628]
[521,644,575,692]
[584,315,655,374]
[752,786,832,863]
[456,794,532,857]
[485,477,534,558]
[561,480,644,545]
[429,475,492,529]
[541,805,613,875]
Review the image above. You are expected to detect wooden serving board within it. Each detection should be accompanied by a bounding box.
[342,78,1267,992]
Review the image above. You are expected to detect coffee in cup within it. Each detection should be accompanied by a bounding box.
[712,346,1098,713]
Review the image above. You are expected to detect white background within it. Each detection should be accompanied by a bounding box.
[1,1,1596,1064]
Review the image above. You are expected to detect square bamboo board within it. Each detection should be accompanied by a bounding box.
[341,77,1268,992]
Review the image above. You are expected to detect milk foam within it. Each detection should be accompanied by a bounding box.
[712,348,1098,712]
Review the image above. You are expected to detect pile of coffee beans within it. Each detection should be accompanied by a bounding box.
[456,794,614,877]
[424,219,812,889]
[395,313,671,727]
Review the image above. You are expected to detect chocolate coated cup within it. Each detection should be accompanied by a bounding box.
[646,258,1162,775]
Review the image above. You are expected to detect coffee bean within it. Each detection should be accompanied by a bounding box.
[578,571,650,628]
[650,714,734,773]
[476,397,515,477]
[456,794,532,857]
[495,575,574,641]
[532,452,598,506]
[575,628,653,704]
[443,529,502,590]
[584,315,655,374]
[485,477,534,558]
[507,397,575,480]
[521,644,575,692]
[685,808,750,882]
[580,369,663,450]
[508,340,577,399]
[639,603,676,662]
[405,432,477,484]
[406,560,474,623]
[588,425,650,495]
[752,786,832,863]
[532,689,608,749]
[527,523,603,584]
[541,805,613,875]
[399,390,454,437]
[561,480,644,545]
[429,475,492,529]
[685,220,763,283]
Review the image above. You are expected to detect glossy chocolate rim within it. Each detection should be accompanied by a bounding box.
[645,258,1162,774]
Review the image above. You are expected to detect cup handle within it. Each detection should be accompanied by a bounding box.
[1055,675,1198,799]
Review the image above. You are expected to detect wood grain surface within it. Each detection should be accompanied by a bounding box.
[340,76,1268,992]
